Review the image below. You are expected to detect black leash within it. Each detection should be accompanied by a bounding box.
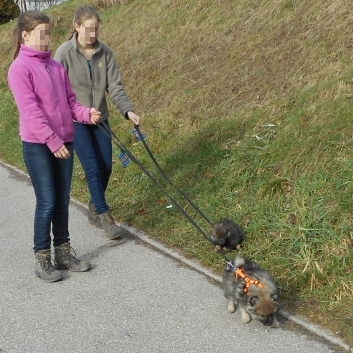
[96,121,234,267]
[134,125,214,226]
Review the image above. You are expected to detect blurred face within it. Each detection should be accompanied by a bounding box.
[22,23,51,52]
[75,18,99,45]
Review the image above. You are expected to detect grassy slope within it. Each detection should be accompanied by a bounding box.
[1,0,353,345]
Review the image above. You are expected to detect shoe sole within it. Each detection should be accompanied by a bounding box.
[104,229,130,240]
[105,237,128,247]
[35,271,63,283]
[55,263,91,272]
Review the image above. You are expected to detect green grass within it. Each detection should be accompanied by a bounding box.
[1,0,353,346]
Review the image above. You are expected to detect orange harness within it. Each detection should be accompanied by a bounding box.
[235,268,263,294]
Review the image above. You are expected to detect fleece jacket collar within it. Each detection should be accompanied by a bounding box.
[19,44,51,63]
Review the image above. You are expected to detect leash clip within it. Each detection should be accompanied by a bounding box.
[226,260,235,271]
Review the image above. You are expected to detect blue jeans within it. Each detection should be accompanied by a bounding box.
[23,142,73,252]
[73,122,112,214]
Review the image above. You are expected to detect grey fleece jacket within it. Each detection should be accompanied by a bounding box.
[54,34,134,121]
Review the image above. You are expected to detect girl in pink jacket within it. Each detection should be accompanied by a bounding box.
[8,10,101,283]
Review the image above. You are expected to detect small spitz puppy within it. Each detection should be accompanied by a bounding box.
[222,257,280,327]
[209,219,244,252]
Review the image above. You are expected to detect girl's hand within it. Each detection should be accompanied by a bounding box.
[54,145,70,159]
[89,108,101,124]
[127,111,141,125]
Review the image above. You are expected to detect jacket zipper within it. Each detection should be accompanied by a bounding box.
[77,45,100,108]
[45,64,64,135]
[90,52,97,108]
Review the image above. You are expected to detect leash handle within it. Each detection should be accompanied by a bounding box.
[134,124,214,226]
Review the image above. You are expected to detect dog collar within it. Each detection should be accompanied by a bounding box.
[235,268,263,294]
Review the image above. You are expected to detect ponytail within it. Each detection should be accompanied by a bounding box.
[13,27,22,60]
[69,28,76,40]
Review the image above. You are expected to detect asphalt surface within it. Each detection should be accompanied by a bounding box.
[0,161,351,353]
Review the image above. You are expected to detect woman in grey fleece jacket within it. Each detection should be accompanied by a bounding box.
[54,5,141,240]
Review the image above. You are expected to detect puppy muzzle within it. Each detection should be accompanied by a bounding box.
[210,235,226,245]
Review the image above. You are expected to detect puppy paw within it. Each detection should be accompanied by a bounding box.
[241,312,251,324]
[227,301,235,313]
[215,245,222,251]
[271,317,280,328]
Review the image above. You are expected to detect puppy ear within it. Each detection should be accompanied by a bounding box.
[249,296,259,306]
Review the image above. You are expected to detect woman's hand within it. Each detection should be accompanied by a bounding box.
[89,108,101,124]
[127,111,141,125]
[54,145,70,159]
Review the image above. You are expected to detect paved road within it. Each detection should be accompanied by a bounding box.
[0,162,350,353]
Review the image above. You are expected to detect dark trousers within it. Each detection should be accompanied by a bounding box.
[73,122,112,214]
[23,141,73,252]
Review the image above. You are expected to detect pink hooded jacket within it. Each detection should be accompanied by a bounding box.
[8,45,91,153]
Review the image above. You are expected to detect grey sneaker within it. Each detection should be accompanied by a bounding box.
[88,202,103,229]
[54,243,90,272]
[35,249,63,283]
[99,211,129,240]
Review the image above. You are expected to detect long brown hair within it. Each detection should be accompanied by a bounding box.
[13,10,51,60]
[69,5,101,40]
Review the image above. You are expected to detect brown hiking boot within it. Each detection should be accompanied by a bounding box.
[99,211,129,240]
[88,202,103,229]
[35,249,63,283]
[54,243,90,272]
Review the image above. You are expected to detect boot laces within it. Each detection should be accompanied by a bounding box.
[36,252,56,273]
[61,245,81,265]
[107,213,116,225]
